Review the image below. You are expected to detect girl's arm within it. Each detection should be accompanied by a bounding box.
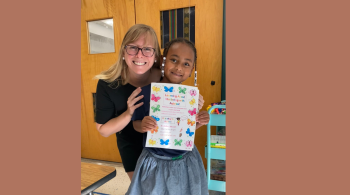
[195,111,210,130]
[198,93,204,110]
[194,94,208,130]
[133,116,157,133]
[133,120,142,133]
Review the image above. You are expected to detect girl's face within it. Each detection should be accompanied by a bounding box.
[124,34,155,76]
[163,42,195,84]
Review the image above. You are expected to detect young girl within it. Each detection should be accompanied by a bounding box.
[127,38,210,195]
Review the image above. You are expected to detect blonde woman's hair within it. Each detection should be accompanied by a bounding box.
[94,24,161,88]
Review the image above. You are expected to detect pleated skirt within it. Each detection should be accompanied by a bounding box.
[126,145,209,195]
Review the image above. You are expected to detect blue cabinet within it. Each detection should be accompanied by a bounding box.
[206,105,226,192]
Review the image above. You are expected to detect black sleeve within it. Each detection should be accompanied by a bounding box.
[95,80,116,124]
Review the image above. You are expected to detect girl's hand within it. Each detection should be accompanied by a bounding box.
[196,111,210,125]
[126,87,144,116]
[141,116,157,133]
[198,93,205,110]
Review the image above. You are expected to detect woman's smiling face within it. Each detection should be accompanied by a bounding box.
[163,42,195,84]
[124,33,155,75]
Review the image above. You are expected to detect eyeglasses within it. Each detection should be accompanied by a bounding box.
[124,45,155,57]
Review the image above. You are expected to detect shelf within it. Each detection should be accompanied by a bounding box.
[208,179,226,192]
[206,104,226,192]
[205,146,226,160]
[208,114,226,126]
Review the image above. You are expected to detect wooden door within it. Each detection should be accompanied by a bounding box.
[135,0,224,168]
[81,0,135,162]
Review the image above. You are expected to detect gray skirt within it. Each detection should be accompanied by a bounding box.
[126,145,209,195]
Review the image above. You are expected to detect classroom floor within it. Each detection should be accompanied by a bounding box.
[81,158,225,195]
[81,158,130,195]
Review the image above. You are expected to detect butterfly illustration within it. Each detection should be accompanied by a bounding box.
[152,86,160,93]
[186,128,194,137]
[189,98,196,106]
[151,126,158,134]
[151,115,160,121]
[178,87,186,94]
[151,105,160,113]
[160,139,169,145]
[148,139,156,146]
[174,139,182,146]
[187,119,196,126]
[164,86,174,92]
[188,108,197,116]
[189,89,197,97]
[151,94,161,102]
[185,140,193,147]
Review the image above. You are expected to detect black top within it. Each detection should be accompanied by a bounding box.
[95,79,144,143]
[131,84,187,157]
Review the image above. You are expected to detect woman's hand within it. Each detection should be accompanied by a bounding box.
[196,111,210,125]
[126,87,144,116]
[198,93,205,110]
[141,116,157,133]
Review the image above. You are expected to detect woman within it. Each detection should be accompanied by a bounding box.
[94,24,161,180]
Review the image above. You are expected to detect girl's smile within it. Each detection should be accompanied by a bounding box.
[170,71,183,77]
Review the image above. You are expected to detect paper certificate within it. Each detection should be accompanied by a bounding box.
[145,83,199,151]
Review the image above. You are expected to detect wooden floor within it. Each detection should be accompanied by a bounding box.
[81,158,130,195]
